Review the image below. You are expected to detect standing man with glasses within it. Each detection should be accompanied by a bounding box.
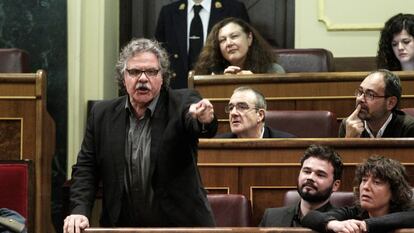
[216,86,294,138]
[64,38,217,233]
[339,69,414,138]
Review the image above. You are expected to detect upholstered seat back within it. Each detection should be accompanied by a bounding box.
[275,48,334,72]
[0,160,33,232]
[207,194,252,227]
[0,48,30,72]
[265,110,338,138]
[283,190,355,208]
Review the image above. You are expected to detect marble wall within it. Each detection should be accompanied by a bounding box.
[0,0,67,231]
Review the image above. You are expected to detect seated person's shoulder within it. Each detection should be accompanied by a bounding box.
[264,206,293,215]
[260,206,295,227]
[266,126,296,138]
[395,110,414,133]
[268,63,285,74]
[401,111,414,123]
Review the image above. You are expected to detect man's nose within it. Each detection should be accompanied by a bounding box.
[356,93,366,102]
[305,172,316,180]
[138,73,149,82]
[230,106,239,115]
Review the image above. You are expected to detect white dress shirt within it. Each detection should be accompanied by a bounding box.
[187,0,211,51]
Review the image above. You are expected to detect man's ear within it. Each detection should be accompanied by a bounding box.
[387,96,398,111]
[257,109,265,123]
[332,180,341,192]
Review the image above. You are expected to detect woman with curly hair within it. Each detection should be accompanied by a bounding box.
[193,17,285,75]
[377,13,414,71]
[302,155,414,233]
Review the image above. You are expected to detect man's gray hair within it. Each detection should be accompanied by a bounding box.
[233,86,267,110]
[115,38,171,91]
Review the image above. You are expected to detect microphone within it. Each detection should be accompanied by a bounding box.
[0,216,26,233]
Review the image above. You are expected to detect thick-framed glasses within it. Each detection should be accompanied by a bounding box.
[354,89,389,101]
[224,102,258,113]
[125,68,160,79]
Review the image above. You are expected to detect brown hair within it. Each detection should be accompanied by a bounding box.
[193,17,277,75]
[354,155,413,213]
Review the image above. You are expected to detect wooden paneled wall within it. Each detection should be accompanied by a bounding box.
[197,138,414,225]
[0,70,55,233]
[189,71,414,133]
[334,57,376,72]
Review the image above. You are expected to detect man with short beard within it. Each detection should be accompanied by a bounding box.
[259,144,343,227]
[339,69,414,138]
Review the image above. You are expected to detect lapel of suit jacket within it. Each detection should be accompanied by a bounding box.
[110,97,128,189]
[263,126,271,138]
[173,0,188,68]
[149,89,169,179]
[208,0,225,32]
[281,205,297,227]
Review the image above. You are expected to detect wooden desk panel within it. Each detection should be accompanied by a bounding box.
[198,138,414,225]
[0,70,55,233]
[190,72,414,133]
[190,72,414,98]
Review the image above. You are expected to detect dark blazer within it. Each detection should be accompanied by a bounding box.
[259,205,297,227]
[339,110,414,137]
[70,88,217,227]
[302,206,414,233]
[155,0,249,89]
[216,125,295,138]
[259,201,334,227]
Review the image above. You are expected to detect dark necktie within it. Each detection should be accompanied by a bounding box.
[188,5,203,69]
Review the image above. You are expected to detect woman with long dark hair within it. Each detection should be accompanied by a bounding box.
[377,13,414,71]
[193,17,284,75]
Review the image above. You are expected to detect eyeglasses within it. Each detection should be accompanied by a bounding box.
[354,89,389,101]
[224,102,258,113]
[125,68,160,79]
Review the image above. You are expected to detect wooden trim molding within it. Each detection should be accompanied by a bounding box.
[317,0,382,31]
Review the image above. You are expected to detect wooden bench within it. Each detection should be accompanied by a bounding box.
[197,138,414,225]
[188,71,414,133]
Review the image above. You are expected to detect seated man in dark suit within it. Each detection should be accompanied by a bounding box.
[259,144,343,227]
[339,69,414,137]
[216,86,294,138]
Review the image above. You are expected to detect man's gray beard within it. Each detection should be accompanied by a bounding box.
[297,183,334,203]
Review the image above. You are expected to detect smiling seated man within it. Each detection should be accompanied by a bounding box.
[339,69,414,138]
[215,86,294,138]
